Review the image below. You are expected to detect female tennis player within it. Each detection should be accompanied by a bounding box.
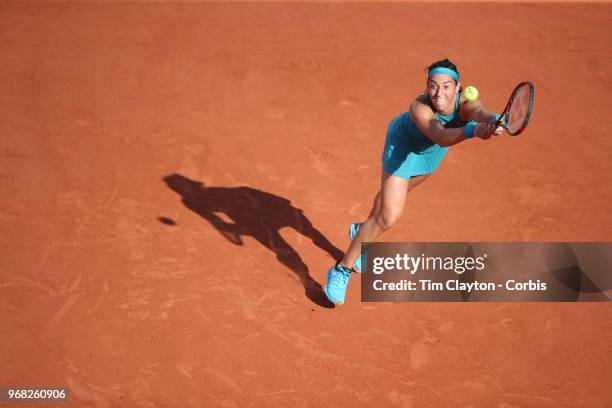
[324,58,504,305]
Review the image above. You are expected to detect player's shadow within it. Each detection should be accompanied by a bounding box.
[162,173,342,308]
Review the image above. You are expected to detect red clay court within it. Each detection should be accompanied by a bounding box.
[2,1,611,407]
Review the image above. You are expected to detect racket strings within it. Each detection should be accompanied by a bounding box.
[505,83,534,135]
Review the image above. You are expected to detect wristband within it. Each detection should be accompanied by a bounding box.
[491,113,501,122]
[463,121,477,138]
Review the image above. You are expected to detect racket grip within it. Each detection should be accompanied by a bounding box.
[492,113,502,128]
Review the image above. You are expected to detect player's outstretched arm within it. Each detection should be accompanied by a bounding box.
[459,94,504,136]
[460,98,499,123]
[410,99,493,146]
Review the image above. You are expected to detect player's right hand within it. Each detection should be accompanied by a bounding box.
[475,122,503,139]
[474,122,493,139]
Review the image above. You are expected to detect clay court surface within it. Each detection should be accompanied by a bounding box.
[2,1,612,407]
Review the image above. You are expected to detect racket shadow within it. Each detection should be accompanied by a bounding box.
[162,173,341,308]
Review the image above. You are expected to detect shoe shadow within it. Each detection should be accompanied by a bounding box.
[162,173,341,308]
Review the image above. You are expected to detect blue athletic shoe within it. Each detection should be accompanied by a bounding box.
[349,223,367,273]
[324,262,352,305]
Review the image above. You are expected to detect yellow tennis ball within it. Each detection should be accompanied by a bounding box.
[463,86,479,101]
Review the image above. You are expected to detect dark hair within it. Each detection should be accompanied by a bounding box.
[426,58,460,84]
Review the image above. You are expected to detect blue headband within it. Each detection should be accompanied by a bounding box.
[428,67,459,82]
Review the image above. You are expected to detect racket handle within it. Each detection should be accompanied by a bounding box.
[492,113,502,128]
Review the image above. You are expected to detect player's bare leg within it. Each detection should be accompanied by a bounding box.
[324,172,429,304]
[340,172,430,269]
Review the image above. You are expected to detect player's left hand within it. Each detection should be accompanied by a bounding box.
[487,120,504,136]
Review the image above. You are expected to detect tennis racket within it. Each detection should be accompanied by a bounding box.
[495,81,535,136]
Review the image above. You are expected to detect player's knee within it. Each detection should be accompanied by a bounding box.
[375,209,401,231]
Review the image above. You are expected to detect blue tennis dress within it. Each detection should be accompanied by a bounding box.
[382,93,466,179]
